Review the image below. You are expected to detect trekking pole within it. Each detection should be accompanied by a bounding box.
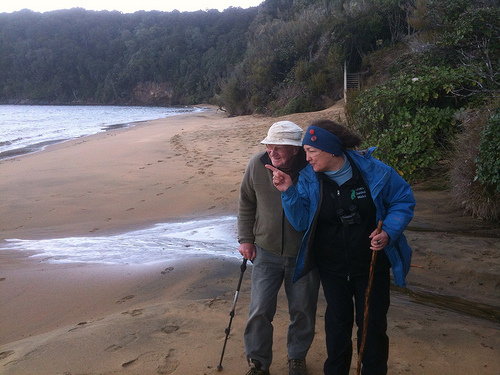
[356,220,383,375]
[217,257,248,371]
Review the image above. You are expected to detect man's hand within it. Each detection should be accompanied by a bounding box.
[239,242,256,261]
[265,164,293,192]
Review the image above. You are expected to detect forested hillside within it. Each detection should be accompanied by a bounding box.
[0,0,499,219]
[0,7,257,105]
[1,1,497,113]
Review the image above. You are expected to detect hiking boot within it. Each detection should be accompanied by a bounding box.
[246,359,270,375]
[288,358,307,375]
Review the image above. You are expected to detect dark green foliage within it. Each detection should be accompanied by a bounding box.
[408,0,500,100]
[348,0,499,183]
[476,109,500,193]
[0,1,418,112]
[450,102,500,221]
[351,65,465,178]
[216,73,251,116]
[0,7,257,105]
[218,0,410,115]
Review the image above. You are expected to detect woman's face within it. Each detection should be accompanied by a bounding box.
[304,145,341,172]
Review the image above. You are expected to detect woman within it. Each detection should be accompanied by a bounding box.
[266,119,415,375]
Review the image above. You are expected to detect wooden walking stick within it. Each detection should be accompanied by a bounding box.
[356,220,383,375]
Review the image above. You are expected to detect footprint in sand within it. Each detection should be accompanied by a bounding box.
[105,344,122,352]
[68,321,91,332]
[161,267,174,274]
[156,350,180,374]
[121,350,179,373]
[116,295,135,304]
[161,325,179,334]
[105,333,138,352]
[0,351,14,360]
[122,309,144,317]
[122,358,139,368]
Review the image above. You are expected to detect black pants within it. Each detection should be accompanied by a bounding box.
[319,268,390,375]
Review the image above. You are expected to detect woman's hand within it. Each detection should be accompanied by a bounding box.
[369,228,389,251]
[265,164,293,192]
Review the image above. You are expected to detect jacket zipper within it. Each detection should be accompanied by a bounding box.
[336,188,351,282]
[281,208,285,256]
[305,180,323,261]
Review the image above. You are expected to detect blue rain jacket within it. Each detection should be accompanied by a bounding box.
[282,148,415,287]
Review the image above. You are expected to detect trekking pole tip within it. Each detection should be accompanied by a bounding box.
[217,364,223,371]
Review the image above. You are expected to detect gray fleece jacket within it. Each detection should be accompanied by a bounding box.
[237,150,307,257]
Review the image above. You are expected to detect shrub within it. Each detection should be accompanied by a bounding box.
[349,65,470,179]
[450,105,500,221]
[475,109,500,193]
[216,75,251,116]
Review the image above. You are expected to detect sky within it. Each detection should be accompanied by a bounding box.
[0,0,264,14]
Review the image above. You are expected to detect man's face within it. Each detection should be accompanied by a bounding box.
[266,144,299,169]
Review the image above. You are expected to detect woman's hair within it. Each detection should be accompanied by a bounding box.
[309,119,362,149]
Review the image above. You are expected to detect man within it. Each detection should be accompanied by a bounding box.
[238,121,320,375]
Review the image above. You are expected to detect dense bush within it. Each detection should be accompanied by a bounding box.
[476,109,500,194]
[450,104,500,220]
[349,65,469,179]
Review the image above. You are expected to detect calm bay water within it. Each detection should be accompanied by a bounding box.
[0,104,204,159]
[0,104,240,265]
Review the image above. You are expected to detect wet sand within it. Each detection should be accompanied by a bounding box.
[0,102,498,374]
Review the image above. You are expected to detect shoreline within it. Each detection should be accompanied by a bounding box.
[0,106,238,241]
[0,104,208,162]
[1,102,499,374]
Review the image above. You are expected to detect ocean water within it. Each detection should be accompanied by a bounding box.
[0,104,205,159]
[3,216,241,265]
[0,104,241,265]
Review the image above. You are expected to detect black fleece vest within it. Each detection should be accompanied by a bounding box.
[312,161,390,277]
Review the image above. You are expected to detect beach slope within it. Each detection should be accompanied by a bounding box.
[0,103,498,374]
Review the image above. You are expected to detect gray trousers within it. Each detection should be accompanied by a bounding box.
[244,246,320,370]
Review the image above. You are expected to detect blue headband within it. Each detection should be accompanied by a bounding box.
[302,125,344,155]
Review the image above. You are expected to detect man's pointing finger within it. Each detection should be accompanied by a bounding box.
[265,164,279,173]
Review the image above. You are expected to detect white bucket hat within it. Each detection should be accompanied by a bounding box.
[260,121,303,146]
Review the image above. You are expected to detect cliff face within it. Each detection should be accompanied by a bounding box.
[132,82,173,106]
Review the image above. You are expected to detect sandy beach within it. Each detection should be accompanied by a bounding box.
[0,103,499,375]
